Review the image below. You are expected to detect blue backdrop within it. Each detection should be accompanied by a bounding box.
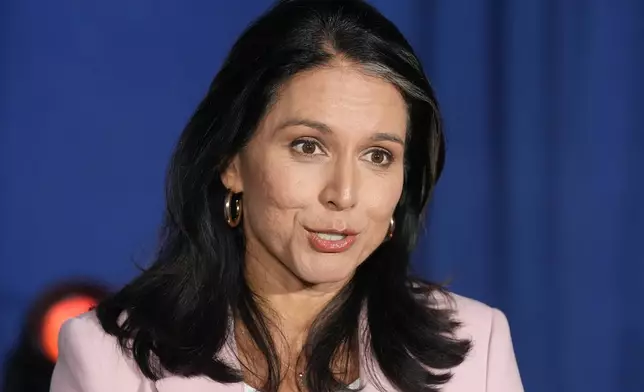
[2,1,643,391]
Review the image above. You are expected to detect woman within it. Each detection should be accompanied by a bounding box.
[51,1,523,391]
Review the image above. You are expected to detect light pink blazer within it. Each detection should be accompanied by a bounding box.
[50,293,523,392]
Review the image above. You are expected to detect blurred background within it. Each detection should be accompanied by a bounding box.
[1,0,643,391]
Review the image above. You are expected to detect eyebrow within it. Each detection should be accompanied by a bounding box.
[276,118,405,146]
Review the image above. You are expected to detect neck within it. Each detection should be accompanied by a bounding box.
[243,248,349,340]
[236,244,360,390]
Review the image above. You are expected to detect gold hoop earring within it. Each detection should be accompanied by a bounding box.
[224,190,242,227]
[385,217,395,241]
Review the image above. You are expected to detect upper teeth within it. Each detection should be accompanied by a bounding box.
[316,232,346,241]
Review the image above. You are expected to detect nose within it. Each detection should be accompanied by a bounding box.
[319,156,358,211]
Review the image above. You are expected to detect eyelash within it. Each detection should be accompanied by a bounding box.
[290,138,394,167]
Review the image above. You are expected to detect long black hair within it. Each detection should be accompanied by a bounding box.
[96,1,471,391]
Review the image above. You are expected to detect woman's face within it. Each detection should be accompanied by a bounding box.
[222,62,407,289]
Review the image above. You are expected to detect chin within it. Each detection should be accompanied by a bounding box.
[293,253,359,286]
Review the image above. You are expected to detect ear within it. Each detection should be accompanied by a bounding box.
[220,155,244,193]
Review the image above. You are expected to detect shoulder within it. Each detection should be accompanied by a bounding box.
[50,311,156,392]
[431,291,502,337]
[430,291,524,392]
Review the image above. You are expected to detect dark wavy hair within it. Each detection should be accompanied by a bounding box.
[96,1,471,391]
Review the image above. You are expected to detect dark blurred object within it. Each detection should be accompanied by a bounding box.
[2,280,108,392]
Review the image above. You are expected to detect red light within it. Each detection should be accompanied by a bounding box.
[39,295,98,362]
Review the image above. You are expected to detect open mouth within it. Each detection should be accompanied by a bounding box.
[306,230,357,253]
[314,232,347,241]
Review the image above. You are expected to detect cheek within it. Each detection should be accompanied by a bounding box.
[363,171,404,220]
[242,161,315,229]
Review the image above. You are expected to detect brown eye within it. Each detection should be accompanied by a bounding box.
[302,141,317,154]
[364,149,392,166]
[291,139,324,156]
[371,150,385,164]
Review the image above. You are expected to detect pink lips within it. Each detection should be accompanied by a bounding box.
[306,230,357,253]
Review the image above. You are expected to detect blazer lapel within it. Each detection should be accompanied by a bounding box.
[155,375,243,392]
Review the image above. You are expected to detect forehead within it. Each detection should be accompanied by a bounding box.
[263,63,408,135]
